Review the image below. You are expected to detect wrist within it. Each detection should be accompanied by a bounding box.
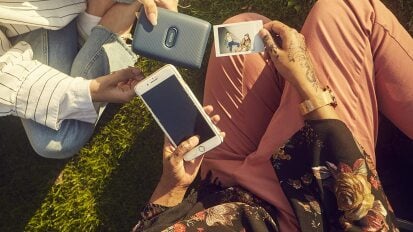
[299,86,336,114]
[289,72,339,120]
[158,177,189,195]
[89,79,101,102]
[292,79,318,101]
[149,181,188,207]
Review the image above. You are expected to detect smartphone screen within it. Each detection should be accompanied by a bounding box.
[141,75,216,145]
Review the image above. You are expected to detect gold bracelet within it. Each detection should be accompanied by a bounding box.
[299,86,337,115]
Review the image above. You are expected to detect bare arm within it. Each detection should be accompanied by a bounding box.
[259,21,339,120]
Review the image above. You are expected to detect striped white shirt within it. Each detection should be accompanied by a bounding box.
[0,0,99,130]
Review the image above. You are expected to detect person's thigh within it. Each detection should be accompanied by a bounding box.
[202,13,284,163]
[370,0,413,140]
[257,0,398,163]
[10,20,78,73]
[299,0,378,158]
[298,0,413,159]
[251,0,402,163]
[201,15,302,231]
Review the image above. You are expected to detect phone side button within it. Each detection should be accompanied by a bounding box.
[198,146,205,152]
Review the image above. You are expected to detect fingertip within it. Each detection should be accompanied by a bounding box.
[137,75,144,81]
[211,114,220,124]
[203,105,213,114]
[189,135,200,147]
[141,0,157,25]
[148,12,157,26]
[262,22,273,30]
[259,28,268,38]
[131,67,141,75]
[220,132,226,138]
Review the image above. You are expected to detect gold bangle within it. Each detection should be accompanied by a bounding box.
[299,86,337,115]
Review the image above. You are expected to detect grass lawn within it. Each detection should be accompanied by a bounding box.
[0,0,412,231]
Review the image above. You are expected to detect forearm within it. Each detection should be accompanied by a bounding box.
[0,41,97,129]
[148,135,203,207]
[16,66,97,130]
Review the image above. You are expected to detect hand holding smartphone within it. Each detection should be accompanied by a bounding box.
[134,65,223,161]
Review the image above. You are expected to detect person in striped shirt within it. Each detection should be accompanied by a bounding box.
[0,0,178,158]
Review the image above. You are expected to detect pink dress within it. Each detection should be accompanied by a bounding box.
[201,0,413,231]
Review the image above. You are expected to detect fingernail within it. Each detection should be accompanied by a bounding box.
[258,29,267,37]
[190,136,200,146]
[149,13,157,26]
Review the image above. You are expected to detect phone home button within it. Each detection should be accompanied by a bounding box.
[198,146,205,152]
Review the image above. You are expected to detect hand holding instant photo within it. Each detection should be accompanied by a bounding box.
[213,20,265,57]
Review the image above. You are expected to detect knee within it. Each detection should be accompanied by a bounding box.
[31,138,86,159]
[223,13,271,24]
[27,121,94,159]
[311,0,340,11]
[304,0,340,26]
[306,0,372,25]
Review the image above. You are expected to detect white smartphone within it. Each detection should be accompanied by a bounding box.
[134,64,223,161]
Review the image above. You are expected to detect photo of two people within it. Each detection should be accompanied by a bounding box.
[213,20,265,57]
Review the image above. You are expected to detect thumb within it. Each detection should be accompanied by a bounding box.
[156,0,178,12]
[139,0,158,25]
[170,136,199,163]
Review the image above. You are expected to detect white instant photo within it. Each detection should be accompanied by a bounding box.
[213,20,265,57]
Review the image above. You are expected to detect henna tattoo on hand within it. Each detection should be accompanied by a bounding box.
[263,34,272,45]
[306,63,318,92]
[287,32,307,63]
[270,45,280,59]
[287,31,319,92]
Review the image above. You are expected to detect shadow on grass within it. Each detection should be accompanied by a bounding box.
[0,116,68,231]
[376,116,413,223]
[0,103,126,231]
[95,121,164,231]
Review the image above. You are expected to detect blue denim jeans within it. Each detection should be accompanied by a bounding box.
[227,41,240,52]
[10,20,137,159]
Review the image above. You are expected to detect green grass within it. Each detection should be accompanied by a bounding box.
[0,0,412,231]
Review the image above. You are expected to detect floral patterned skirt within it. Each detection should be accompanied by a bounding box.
[134,120,398,232]
[133,178,280,232]
[272,120,398,232]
